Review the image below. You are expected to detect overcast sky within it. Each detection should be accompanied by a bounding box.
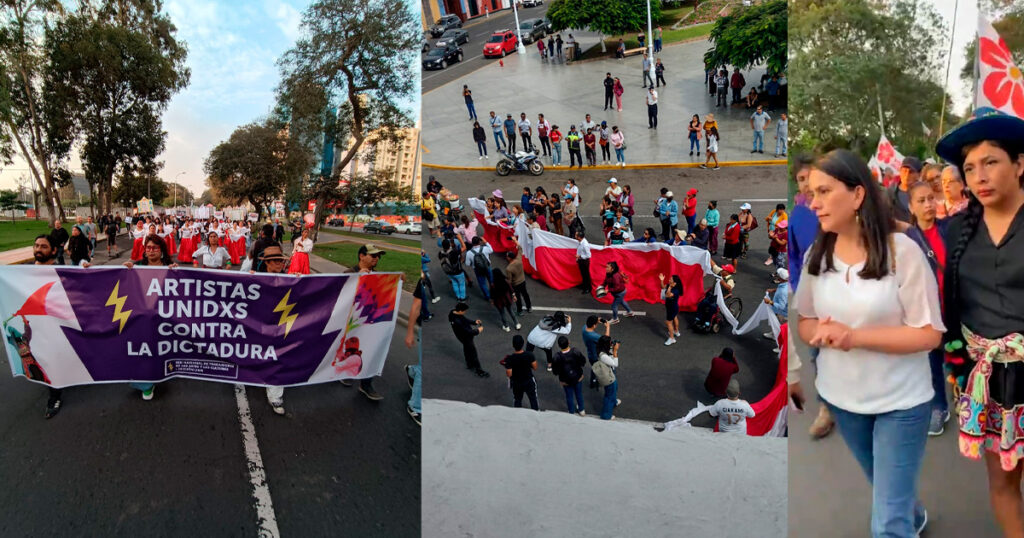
[937,0,979,116]
[0,0,421,197]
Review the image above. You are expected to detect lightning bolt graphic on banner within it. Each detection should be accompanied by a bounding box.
[105,281,132,333]
[273,290,298,338]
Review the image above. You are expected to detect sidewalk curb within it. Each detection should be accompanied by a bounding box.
[423,159,786,171]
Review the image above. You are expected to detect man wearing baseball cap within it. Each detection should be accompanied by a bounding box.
[683,188,699,234]
[888,156,922,225]
[605,177,622,199]
[340,244,387,400]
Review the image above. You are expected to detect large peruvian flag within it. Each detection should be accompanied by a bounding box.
[976,15,1024,118]
[746,324,788,436]
[467,198,518,253]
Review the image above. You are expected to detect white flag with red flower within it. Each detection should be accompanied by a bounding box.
[977,15,1024,118]
[873,134,904,174]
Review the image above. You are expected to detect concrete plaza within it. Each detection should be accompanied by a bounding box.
[423,37,786,168]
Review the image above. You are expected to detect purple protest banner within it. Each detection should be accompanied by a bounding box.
[0,266,402,388]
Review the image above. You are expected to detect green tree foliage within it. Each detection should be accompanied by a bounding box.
[275,0,418,239]
[547,0,660,36]
[0,189,28,222]
[112,169,165,207]
[44,0,189,216]
[704,0,786,74]
[204,121,314,219]
[788,0,958,159]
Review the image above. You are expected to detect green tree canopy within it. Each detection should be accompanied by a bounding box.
[547,0,660,37]
[704,0,787,74]
[113,169,165,208]
[204,121,313,218]
[0,189,28,222]
[789,0,957,159]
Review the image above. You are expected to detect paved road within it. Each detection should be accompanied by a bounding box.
[788,319,1003,536]
[421,167,786,424]
[0,234,421,537]
[423,36,786,168]
[321,227,421,244]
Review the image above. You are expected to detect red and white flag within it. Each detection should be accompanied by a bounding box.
[872,134,904,174]
[976,15,1024,118]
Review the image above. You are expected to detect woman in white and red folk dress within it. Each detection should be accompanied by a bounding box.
[129,220,148,261]
[158,218,176,257]
[177,218,196,263]
[226,222,245,265]
[288,227,313,274]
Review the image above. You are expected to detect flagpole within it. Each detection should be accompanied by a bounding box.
[875,82,886,135]
[938,0,960,138]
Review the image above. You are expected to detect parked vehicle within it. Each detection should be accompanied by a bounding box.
[483,30,518,58]
[430,14,462,38]
[518,18,547,44]
[364,220,397,234]
[326,217,346,227]
[422,42,464,70]
[435,28,469,47]
[422,34,431,52]
[395,221,422,234]
[495,149,544,176]
[523,0,544,7]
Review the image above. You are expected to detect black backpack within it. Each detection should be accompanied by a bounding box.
[441,248,461,275]
[472,246,490,274]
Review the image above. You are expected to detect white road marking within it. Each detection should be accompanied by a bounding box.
[529,306,648,316]
[234,384,280,538]
[732,198,787,202]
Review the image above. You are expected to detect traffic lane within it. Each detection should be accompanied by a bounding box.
[322,227,421,243]
[420,241,780,423]
[422,6,551,92]
[788,328,1000,536]
[247,327,420,538]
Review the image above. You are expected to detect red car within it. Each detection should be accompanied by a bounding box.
[483,30,518,58]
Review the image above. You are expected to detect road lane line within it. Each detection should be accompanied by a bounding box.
[732,198,787,202]
[234,384,280,538]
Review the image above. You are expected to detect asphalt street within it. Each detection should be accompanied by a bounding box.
[421,167,786,424]
[0,233,420,537]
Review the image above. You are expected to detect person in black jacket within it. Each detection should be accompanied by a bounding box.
[603,72,615,110]
[504,335,539,410]
[49,219,69,265]
[250,224,278,273]
[272,219,285,243]
[472,121,488,160]
[67,225,92,266]
[552,335,587,415]
[449,302,489,378]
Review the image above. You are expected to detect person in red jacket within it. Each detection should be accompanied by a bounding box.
[723,213,742,270]
[683,188,698,233]
[704,347,739,397]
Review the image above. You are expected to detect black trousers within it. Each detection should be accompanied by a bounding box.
[507,132,517,153]
[660,218,674,241]
[526,343,554,366]
[647,104,658,128]
[604,91,614,109]
[600,144,611,161]
[569,148,583,167]
[577,257,592,291]
[462,340,481,370]
[539,136,551,156]
[513,281,532,313]
[520,134,533,151]
[512,378,539,410]
[656,73,666,87]
[732,87,742,103]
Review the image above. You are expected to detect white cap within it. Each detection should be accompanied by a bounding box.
[776,268,789,281]
[700,218,708,226]
[608,177,617,183]
[665,191,674,198]
[613,222,622,228]
[740,202,751,210]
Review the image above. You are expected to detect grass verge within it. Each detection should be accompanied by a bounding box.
[0,219,65,253]
[313,243,419,292]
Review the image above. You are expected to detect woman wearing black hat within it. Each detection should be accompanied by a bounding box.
[935,107,1024,536]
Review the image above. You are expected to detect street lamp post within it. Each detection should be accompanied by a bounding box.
[646,0,655,83]
[512,1,526,54]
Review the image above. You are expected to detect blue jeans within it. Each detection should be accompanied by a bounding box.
[493,130,505,150]
[654,38,662,52]
[928,349,947,413]
[475,271,492,300]
[689,134,699,153]
[408,363,421,414]
[476,141,487,156]
[753,130,764,151]
[685,214,696,234]
[601,379,618,419]
[563,382,584,413]
[826,399,931,537]
[466,102,477,120]
[448,272,466,299]
[775,134,787,155]
[615,147,624,163]
[552,142,562,165]
[611,290,632,320]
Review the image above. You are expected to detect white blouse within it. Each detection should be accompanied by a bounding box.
[193,245,231,268]
[794,233,945,414]
[293,238,313,254]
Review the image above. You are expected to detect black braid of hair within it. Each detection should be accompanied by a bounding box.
[942,193,983,359]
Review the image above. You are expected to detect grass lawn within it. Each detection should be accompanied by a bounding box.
[321,227,421,249]
[0,219,67,253]
[313,243,419,292]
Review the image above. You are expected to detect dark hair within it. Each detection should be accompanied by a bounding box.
[730,213,739,222]
[454,301,469,312]
[606,261,620,274]
[776,203,786,211]
[906,181,935,228]
[441,238,451,250]
[720,347,735,363]
[943,139,1024,349]
[35,234,54,248]
[709,200,717,208]
[557,335,569,349]
[660,187,668,195]
[586,315,598,327]
[513,335,525,351]
[550,311,568,329]
[471,236,481,246]
[491,267,512,296]
[597,335,612,355]
[671,275,683,291]
[806,149,894,280]
[143,234,173,265]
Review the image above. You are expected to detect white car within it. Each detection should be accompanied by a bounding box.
[395,222,422,234]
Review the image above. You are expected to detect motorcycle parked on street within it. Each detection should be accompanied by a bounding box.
[495,149,544,176]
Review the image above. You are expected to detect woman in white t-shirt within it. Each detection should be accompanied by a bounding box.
[192,231,232,269]
[794,149,944,537]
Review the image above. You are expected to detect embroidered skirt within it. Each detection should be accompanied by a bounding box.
[957,326,1024,471]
